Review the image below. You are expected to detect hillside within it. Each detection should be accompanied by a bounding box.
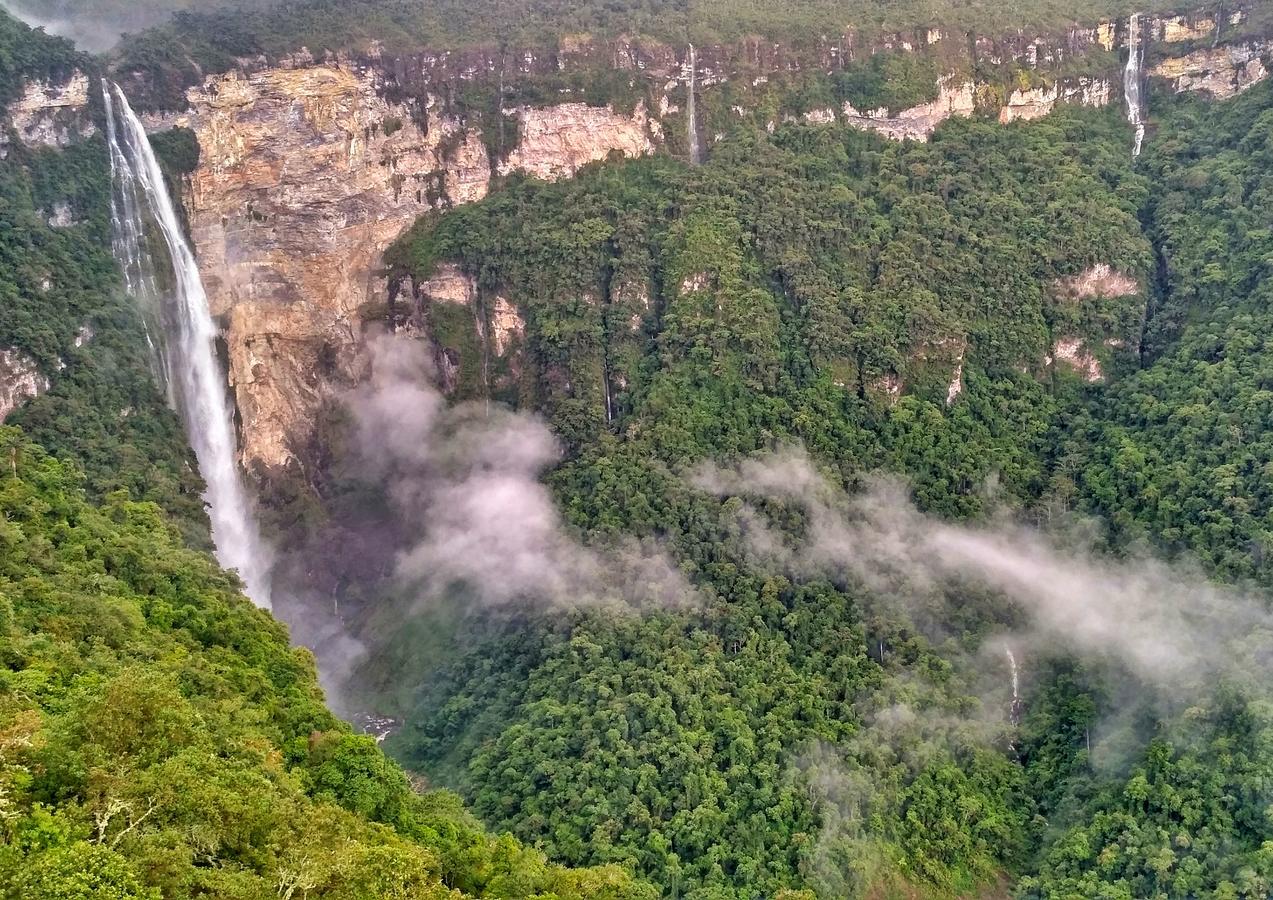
[2,2,1273,899]
[0,14,657,900]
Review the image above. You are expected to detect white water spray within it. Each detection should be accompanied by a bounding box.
[686,44,702,165]
[1004,644,1022,726]
[104,82,274,608]
[1124,13,1147,157]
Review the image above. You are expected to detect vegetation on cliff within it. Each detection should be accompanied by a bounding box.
[7,4,1273,900]
[0,15,656,900]
[353,76,1273,898]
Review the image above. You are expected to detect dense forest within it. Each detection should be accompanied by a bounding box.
[344,47,1273,900]
[93,0,1249,111]
[4,1,1273,899]
[0,14,655,899]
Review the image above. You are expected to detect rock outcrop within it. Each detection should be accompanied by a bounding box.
[1053,264,1139,300]
[1152,43,1270,99]
[498,102,656,180]
[1049,337,1103,382]
[418,264,478,307]
[999,78,1112,123]
[154,59,662,473]
[488,296,525,357]
[152,63,493,472]
[0,348,48,421]
[842,78,975,141]
[1,70,96,157]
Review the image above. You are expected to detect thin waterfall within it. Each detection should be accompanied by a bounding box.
[1005,644,1022,726]
[686,44,702,165]
[103,82,274,608]
[1124,13,1146,157]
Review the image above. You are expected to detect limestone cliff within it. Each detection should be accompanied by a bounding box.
[999,79,1113,124]
[125,4,1269,481]
[841,78,976,141]
[147,61,657,475]
[0,69,95,158]
[1151,43,1270,99]
[0,348,48,422]
[498,102,655,179]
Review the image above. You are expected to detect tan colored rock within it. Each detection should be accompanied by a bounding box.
[1161,15,1215,43]
[489,296,525,356]
[498,102,656,180]
[1152,44,1269,99]
[946,359,964,404]
[3,70,95,155]
[169,62,664,473]
[999,78,1111,124]
[419,263,477,306]
[1053,264,1139,300]
[843,78,974,142]
[1097,22,1117,52]
[0,348,48,422]
[169,63,492,472]
[1050,337,1103,382]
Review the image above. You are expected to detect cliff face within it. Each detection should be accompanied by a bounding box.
[1152,43,1269,98]
[0,69,96,158]
[0,348,48,422]
[145,62,655,475]
[498,102,656,179]
[106,4,1271,480]
[147,64,488,472]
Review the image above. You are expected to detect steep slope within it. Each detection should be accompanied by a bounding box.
[338,42,1273,900]
[324,104,1148,897]
[103,2,1272,487]
[0,426,656,900]
[0,16,656,900]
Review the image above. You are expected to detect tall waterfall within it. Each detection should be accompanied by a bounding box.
[103,83,274,608]
[1124,13,1147,156]
[686,44,702,165]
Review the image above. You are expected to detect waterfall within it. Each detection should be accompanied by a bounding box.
[1124,13,1147,157]
[686,44,702,165]
[103,82,274,608]
[1005,644,1022,726]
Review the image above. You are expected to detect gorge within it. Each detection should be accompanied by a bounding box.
[94,3,1269,493]
[3,1,1273,898]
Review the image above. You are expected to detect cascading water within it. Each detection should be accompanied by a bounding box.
[1005,644,1022,726]
[686,43,702,166]
[104,82,274,608]
[1124,12,1147,157]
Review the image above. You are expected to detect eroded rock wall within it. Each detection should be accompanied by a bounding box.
[157,62,654,475]
[1151,43,1270,99]
[1,69,96,158]
[144,4,1270,479]
[0,348,49,422]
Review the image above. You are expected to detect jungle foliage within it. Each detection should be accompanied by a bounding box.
[357,76,1273,898]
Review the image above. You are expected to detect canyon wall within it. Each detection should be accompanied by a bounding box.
[146,64,656,474]
[149,8,1268,480]
[8,6,1268,476]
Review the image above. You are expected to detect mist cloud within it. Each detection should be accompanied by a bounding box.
[696,447,1273,695]
[350,333,694,613]
[2,1,133,53]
